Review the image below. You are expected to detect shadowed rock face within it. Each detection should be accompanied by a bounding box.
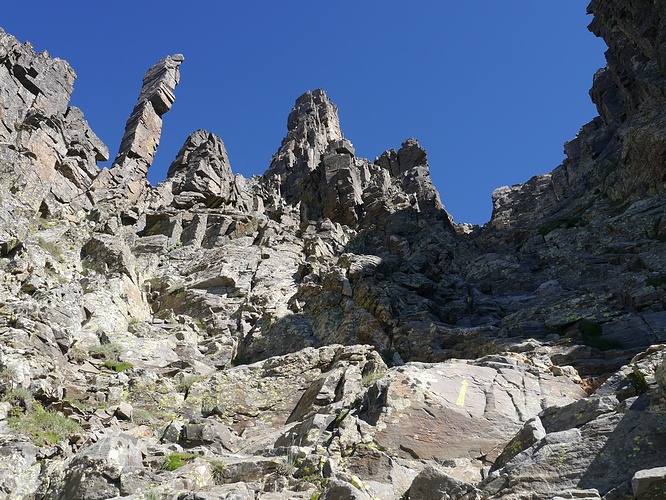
[0,30,107,251]
[491,0,666,231]
[0,1,665,498]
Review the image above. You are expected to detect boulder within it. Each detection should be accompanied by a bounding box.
[407,466,480,500]
[362,357,585,462]
[632,466,666,499]
[56,434,143,500]
[167,129,240,209]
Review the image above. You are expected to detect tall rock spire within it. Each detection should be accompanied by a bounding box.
[91,54,184,209]
[114,54,183,173]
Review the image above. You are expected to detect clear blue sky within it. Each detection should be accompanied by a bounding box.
[3,1,606,225]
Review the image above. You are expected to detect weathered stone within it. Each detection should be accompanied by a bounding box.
[363,358,585,462]
[182,345,380,451]
[0,32,104,219]
[0,442,41,498]
[56,434,143,500]
[275,413,336,447]
[82,234,137,280]
[320,479,372,500]
[491,416,546,471]
[180,418,240,452]
[551,488,602,499]
[407,466,480,500]
[482,349,666,499]
[632,466,666,499]
[113,401,133,421]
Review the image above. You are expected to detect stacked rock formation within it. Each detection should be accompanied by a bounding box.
[0,1,665,498]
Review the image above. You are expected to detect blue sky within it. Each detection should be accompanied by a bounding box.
[3,1,606,225]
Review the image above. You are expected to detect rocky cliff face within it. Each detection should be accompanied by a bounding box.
[0,2,665,498]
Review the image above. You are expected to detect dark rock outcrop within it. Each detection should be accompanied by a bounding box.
[491,0,666,230]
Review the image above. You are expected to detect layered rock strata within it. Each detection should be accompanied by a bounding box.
[0,29,107,251]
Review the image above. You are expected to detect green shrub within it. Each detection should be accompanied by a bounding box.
[9,404,82,446]
[629,365,649,394]
[176,374,204,393]
[580,320,602,338]
[579,320,623,351]
[2,387,34,415]
[144,491,165,500]
[647,275,666,287]
[0,366,18,388]
[207,459,227,484]
[276,452,298,477]
[332,409,350,428]
[361,371,385,387]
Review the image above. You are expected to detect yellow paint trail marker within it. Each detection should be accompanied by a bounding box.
[456,379,469,407]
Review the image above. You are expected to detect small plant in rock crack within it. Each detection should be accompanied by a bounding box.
[361,371,385,387]
[143,490,165,500]
[176,374,205,394]
[276,451,299,477]
[208,459,228,485]
[2,387,34,416]
[0,366,19,390]
[102,360,134,373]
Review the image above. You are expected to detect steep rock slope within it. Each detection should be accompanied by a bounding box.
[0,1,664,498]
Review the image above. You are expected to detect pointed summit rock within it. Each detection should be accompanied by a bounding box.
[264,89,343,202]
[166,129,240,209]
[264,89,448,229]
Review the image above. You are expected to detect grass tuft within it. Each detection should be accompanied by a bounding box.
[9,404,82,446]
[161,452,200,471]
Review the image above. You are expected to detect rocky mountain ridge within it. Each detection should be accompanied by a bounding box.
[0,1,665,498]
